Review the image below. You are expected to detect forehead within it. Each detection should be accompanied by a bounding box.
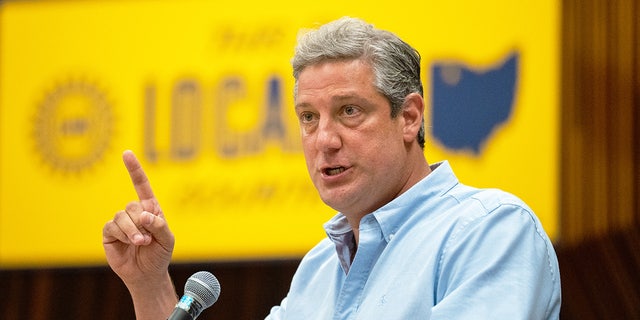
[295,59,378,105]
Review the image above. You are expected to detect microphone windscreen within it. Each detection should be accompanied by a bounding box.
[185,271,221,308]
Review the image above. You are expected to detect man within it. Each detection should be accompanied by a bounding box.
[103,17,561,319]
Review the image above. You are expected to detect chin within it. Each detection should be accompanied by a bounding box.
[319,193,346,212]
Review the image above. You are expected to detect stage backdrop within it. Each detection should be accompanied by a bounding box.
[0,0,558,267]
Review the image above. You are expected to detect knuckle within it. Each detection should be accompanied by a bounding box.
[113,210,126,222]
[125,201,142,213]
[102,220,115,235]
[113,210,136,230]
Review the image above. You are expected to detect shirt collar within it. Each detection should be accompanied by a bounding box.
[371,160,458,243]
[324,160,459,245]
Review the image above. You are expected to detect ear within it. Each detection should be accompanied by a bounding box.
[401,93,425,144]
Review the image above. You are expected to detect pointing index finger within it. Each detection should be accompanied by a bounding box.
[122,150,156,202]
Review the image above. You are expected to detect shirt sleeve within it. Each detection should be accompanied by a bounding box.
[265,296,287,319]
[431,203,561,320]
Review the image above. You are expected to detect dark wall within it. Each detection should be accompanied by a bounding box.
[557,0,640,318]
[560,0,639,246]
[0,260,300,319]
[557,228,640,319]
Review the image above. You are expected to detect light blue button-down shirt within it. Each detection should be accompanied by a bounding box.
[266,161,561,319]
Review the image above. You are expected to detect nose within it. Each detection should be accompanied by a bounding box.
[315,118,342,152]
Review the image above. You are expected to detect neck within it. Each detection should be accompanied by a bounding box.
[347,159,432,246]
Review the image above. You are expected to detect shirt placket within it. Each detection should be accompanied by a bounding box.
[333,215,387,320]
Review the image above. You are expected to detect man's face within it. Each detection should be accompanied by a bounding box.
[295,59,413,217]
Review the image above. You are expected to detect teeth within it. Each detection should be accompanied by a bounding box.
[326,167,345,176]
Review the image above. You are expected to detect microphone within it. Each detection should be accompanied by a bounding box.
[168,271,221,320]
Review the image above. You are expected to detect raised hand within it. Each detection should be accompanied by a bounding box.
[102,150,175,287]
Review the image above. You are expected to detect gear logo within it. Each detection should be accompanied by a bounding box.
[33,79,114,174]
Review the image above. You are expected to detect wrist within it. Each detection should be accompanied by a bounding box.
[127,272,178,320]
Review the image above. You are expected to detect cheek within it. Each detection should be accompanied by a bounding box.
[366,127,402,151]
[300,133,314,152]
[363,133,405,168]
[300,137,317,168]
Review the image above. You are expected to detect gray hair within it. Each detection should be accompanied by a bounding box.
[291,17,425,148]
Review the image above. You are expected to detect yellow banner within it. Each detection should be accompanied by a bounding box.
[0,0,558,267]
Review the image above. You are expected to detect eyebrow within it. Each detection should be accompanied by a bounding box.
[294,102,311,111]
[295,93,370,110]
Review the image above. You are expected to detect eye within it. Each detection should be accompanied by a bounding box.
[299,111,316,123]
[343,105,360,116]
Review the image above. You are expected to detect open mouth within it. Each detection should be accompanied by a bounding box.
[323,167,346,176]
